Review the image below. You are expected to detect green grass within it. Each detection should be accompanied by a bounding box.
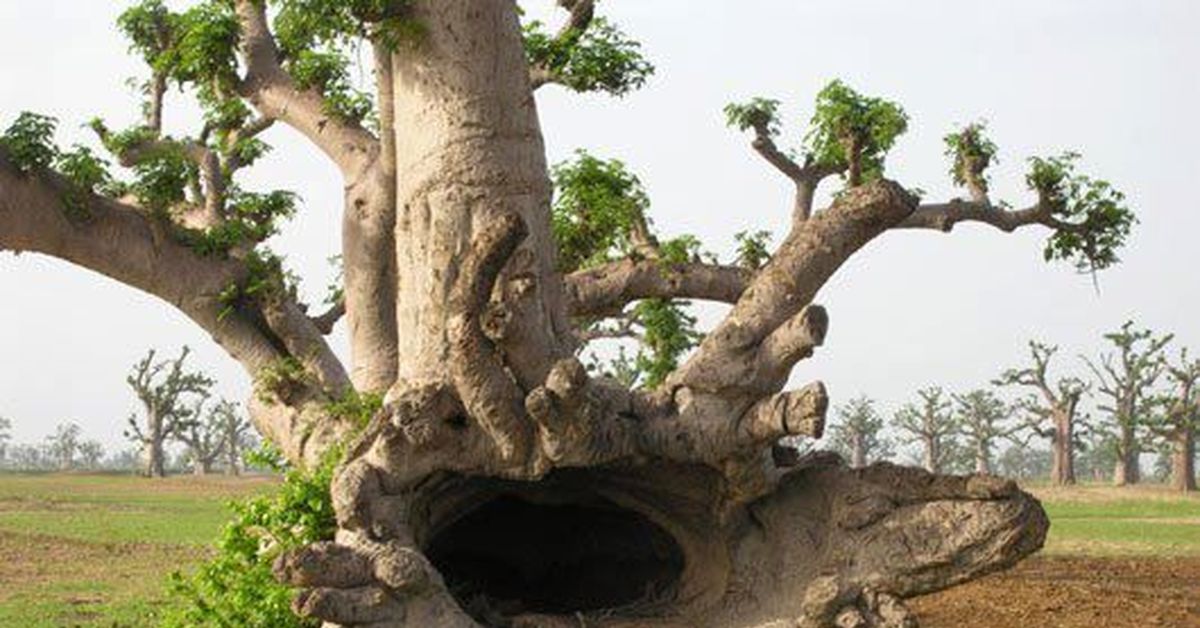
[1,473,1198,625]
[1031,483,1200,556]
[0,472,275,627]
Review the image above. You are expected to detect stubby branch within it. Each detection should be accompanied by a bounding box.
[564,259,752,318]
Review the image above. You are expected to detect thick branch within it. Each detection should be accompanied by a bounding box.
[673,180,918,396]
[564,259,752,318]
[233,0,378,177]
[896,200,1055,233]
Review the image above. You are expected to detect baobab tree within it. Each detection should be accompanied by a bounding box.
[953,390,1015,476]
[0,416,11,467]
[1146,349,1199,492]
[829,396,893,468]
[892,387,957,474]
[212,399,255,476]
[44,422,82,470]
[0,1,1145,625]
[1084,322,1172,486]
[124,347,213,477]
[180,398,226,476]
[996,341,1088,486]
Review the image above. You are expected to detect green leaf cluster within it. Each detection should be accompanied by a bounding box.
[551,150,652,272]
[1028,153,1135,272]
[631,298,700,389]
[184,189,299,256]
[161,445,340,628]
[524,17,653,96]
[804,80,908,184]
[0,112,58,172]
[734,230,772,269]
[943,121,997,189]
[324,389,384,429]
[219,250,301,322]
[723,98,782,136]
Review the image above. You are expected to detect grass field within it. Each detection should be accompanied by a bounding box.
[0,474,1196,627]
[0,473,274,627]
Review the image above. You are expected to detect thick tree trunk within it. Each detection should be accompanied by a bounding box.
[924,437,940,474]
[1171,429,1196,493]
[145,439,165,478]
[1114,429,1140,486]
[389,1,566,395]
[258,3,1049,627]
[1050,410,1075,486]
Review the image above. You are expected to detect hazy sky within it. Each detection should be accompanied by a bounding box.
[1,1,1198,452]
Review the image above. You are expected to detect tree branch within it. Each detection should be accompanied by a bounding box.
[564,258,753,318]
[895,200,1055,233]
[233,0,378,177]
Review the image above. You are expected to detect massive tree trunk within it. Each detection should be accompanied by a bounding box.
[1114,425,1140,486]
[1050,408,1076,486]
[0,1,1059,625]
[1171,428,1196,493]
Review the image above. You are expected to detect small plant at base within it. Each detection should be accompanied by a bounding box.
[162,443,341,628]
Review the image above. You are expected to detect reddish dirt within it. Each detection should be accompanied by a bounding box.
[911,556,1200,627]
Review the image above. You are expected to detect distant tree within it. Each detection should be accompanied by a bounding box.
[211,400,254,476]
[996,341,1088,486]
[1083,321,1172,486]
[995,444,1051,481]
[0,416,11,467]
[953,389,1015,475]
[77,440,105,469]
[829,396,893,468]
[105,448,141,472]
[8,444,44,471]
[893,386,957,473]
[179,398,225,476]
[125,346,213,477]
[44,422,82,470]
[1145,349,1199,492]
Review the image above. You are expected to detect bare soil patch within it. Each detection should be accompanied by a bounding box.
[912,556,1200,627]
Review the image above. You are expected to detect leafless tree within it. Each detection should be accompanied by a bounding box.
[830,396,893,468]
[1083,322,1172,486]
[179,397,225,476]
[893,387,957,473]
[124,347,213,477]
[1146,349,1200,492]
[953,390,1017,476]
[996,341,1088,486]
[44,421,82,471]
[211,399,254,476]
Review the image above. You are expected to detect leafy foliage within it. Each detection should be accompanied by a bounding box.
[184,189,299,256]
[324,389,384,429]
[551,150,652,272]
[631,298,701,389]
[734,230,772,269]
[1027,152,1135,272]
[254,356,313,404]
[723,98,782,136]
[804,80,908,185]
[943,121,997,190]
[162,445,340,628]
[829,396,893,466]
[524,15,653,96]
[0,112,58,172]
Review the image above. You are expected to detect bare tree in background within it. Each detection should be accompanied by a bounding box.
[179,397,226,476]
[1147,349,1199,492]
[893,387,957,473]
[0,416,11,467]
[125,347,213,478]
[44,422,82,471]
[212,399,254,476]
[828,396,893,468]
[1084,322,1172,486]
[953,390,1015,476]
[996,341,1088,486]
[78,440,105,469]
[1,0,1149,624]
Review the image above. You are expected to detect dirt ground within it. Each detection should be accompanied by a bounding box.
[911,556,1200,627]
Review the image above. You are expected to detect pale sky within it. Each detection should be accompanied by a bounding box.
[1,1,1198,451]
